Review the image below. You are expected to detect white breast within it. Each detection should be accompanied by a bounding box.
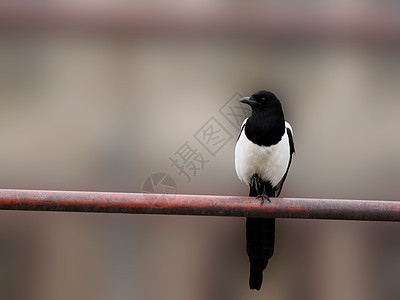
[235,119,291,188]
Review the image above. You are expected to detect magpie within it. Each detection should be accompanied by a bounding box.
[235,90,295,290]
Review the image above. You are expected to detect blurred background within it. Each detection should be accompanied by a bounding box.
[0,1,400,299]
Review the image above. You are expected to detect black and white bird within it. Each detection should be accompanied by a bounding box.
[235,90,295,290]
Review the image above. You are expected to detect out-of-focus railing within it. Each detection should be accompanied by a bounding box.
[0,4,400,43]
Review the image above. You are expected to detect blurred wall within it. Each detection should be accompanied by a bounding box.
[0,1,400,300]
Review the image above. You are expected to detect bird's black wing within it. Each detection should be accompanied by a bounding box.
[274,125,295,196]
[236,119,246,142]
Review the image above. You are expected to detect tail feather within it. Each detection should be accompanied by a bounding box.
[249,270,263,290]
[246,217,275,290]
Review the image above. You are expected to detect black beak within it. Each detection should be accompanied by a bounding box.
[240,96,259,107]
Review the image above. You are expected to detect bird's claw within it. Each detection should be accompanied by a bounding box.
[256,194,271,205]
[256,187,271,205]
[249,174,272,205]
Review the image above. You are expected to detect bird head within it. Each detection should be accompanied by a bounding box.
[240,90,279,112]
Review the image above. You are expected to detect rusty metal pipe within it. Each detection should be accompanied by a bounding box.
[0,189,398,221]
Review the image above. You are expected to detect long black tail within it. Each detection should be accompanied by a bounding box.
[246,174,275,290]
[246,217,275,290]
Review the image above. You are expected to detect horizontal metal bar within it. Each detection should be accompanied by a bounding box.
[0,4,400,43]
[0,189,398,221]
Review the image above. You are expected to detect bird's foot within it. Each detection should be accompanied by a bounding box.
[256,187,271,205]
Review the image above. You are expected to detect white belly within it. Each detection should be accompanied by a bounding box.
[235,128,290,188]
